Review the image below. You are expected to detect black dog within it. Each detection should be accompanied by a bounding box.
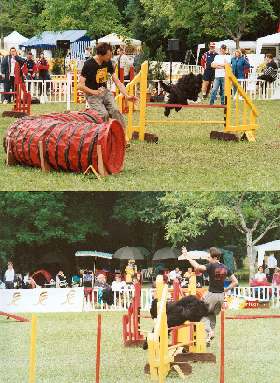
[160,73,203,117]
[143,295,209,349]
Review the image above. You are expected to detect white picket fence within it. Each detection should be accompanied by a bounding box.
[87,286,280,312]
[24,69,280,103]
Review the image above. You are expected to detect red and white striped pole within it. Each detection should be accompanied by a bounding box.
[220,309,225,383]
[96,314,102,383]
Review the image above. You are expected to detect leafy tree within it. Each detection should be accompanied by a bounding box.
[40,0,126,38]
[161,192,280,279]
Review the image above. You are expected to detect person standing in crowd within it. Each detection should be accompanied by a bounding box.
[37,52,51,95]
[231,49,250,93]
[78,42,137,134]
[240,48,251,78]
[181,246,238,345]
[84,47,91,61]
[82,269,94,305]
[116,47,131,81]
[210,44,232,105]
[56,270,68,288]
[168,267,182,284]
[23,52,37,80]
[272,267,280,287]
[4,261,16,289]
[254,266,267,282]
[257,54,278,84]
[267,253,277,282]
[1,47,25,104]
[200,42,218,99]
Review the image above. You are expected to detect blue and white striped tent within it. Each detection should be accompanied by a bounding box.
[20,30,90,59]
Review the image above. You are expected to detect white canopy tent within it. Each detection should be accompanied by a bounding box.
[178,250,209,261]
[91,33,141,47]
[4,31,28,50]
[256,33,280,57]
[254,240,280,266]
[196,40,257,64]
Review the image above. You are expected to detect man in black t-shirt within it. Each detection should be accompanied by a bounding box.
[78,42,137,133]
[181,246,238,345]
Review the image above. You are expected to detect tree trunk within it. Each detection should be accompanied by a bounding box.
[246,230,256,281]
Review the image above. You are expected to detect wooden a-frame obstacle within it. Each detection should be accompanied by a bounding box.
[146,276,215,382]
[116,61,259,143]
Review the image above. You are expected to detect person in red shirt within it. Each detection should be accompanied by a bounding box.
[37,52,51,95]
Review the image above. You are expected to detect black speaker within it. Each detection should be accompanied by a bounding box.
[56,40,71,50]
[167,39,180,52]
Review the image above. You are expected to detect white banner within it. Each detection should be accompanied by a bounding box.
[0,288,84,313]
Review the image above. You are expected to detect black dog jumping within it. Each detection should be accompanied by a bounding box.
[160,73,203,117]
[143,295,209,350]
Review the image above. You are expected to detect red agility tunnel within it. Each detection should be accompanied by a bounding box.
[5,109,125,174]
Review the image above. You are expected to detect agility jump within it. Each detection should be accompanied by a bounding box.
[146,276,215,382]
[117,61,259,142]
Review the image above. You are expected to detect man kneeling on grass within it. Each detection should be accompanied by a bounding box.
[181,246,238,346]
[78,42,137,133]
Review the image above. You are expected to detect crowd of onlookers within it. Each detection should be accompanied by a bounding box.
[0,47,51,103]
[200,42,279,105]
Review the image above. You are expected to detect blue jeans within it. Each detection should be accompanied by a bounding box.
[210,77,225,105]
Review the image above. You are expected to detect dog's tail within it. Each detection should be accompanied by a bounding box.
[160,81,172,93]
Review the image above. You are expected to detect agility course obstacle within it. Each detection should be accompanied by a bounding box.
[146,276,215,382]
[4,109,125,176]
[118,61,259,143]
[122,274,200,347]
[0,311,29,322]
[1,62,31,118]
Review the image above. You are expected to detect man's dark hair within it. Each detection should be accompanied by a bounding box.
[209,247,221,260]
[10,47,16,52]
[266,54,273,60]
[27,51,32,55]
[96,42,112,56]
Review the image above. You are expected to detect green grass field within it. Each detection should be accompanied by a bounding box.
[1,309,279,383]
[0,100,280,191]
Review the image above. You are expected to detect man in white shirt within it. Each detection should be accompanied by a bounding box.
[267,254,277,282]
[4,262,15,289]
[210,44,232,105]
[116,47,131,81]
[168,267,181,283]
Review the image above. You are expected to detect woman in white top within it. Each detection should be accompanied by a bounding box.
[254,266,267,282]
[4,262,15,289]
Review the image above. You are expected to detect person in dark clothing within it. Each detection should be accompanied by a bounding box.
[181,246,238,345]
[37,52,51,95]
[1,47,25,103]
[257,54,278,93]
[201,42,218,98]
[23,52,37,80]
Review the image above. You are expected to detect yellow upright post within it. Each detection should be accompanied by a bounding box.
[224,65,232,132]
[29,314,37,383]
[138,61,148,141]
[188,272,197,296]
[73,63,78,104]
[115,64,120,97]
[190,322,206,353]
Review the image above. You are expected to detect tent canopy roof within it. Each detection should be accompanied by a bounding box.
[20,30,90,49]
[91,33,141,47]
[4,31,28,43]
[256,33,280,54]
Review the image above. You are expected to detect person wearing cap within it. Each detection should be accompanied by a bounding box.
[209,44,232,105]
[201,42,218,99]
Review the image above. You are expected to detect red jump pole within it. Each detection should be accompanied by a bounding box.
[96,314,102,383]
[220,309,225,383]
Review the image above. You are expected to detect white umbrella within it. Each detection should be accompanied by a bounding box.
[91,33,141,47]
[178,250,209,261]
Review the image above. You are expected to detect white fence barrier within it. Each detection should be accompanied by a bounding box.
[1,286,279,313]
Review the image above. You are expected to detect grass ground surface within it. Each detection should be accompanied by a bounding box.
[0,100,280,191]
[1,308,279,383]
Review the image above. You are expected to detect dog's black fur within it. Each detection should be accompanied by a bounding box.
[142,295,209,349]
[160,73,203,117]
